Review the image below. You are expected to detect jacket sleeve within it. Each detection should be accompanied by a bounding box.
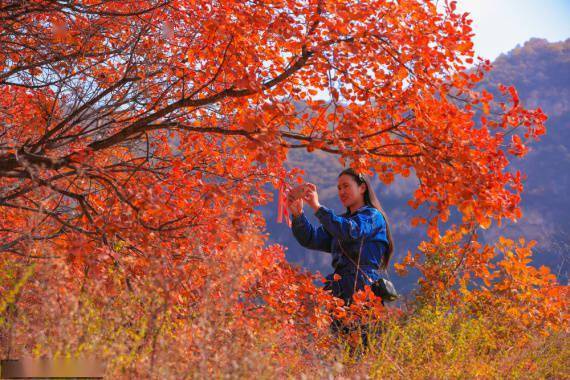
[314,205,384,242]
[290,212,333,253]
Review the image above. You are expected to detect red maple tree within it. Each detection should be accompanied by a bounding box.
[1,2,563,376]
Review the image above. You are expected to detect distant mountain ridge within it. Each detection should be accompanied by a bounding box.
[259,38,570,293]
[477,38,570,283]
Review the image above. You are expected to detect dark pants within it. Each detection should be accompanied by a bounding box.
[323,272,385,354]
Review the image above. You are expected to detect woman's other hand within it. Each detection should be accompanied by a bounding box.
[303,183,321,212]
[286,191,304,217]
[289,184,307,200]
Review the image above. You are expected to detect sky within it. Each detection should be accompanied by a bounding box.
[456,0,570,61]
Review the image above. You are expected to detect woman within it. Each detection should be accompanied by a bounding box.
[286,168,394,347]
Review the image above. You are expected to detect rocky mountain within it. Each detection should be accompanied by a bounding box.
[477,38,570,283]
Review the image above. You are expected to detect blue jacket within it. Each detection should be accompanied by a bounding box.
[291,204,389,305]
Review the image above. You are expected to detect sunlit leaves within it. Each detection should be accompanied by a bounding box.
[0,2,562,372]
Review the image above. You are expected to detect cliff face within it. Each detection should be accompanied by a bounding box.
[260,38,570,293]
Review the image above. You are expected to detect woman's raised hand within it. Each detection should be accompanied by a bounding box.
[303,183,321,212]
[288,184,307,200]
[286,190,304,217]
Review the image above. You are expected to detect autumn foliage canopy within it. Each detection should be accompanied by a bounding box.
[0,0,567,377]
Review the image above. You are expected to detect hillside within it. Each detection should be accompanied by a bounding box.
[260,38,570,292]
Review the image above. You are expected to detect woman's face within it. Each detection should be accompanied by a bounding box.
[337,174,366,208]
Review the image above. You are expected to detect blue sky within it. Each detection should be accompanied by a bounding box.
[456,0,570,60]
